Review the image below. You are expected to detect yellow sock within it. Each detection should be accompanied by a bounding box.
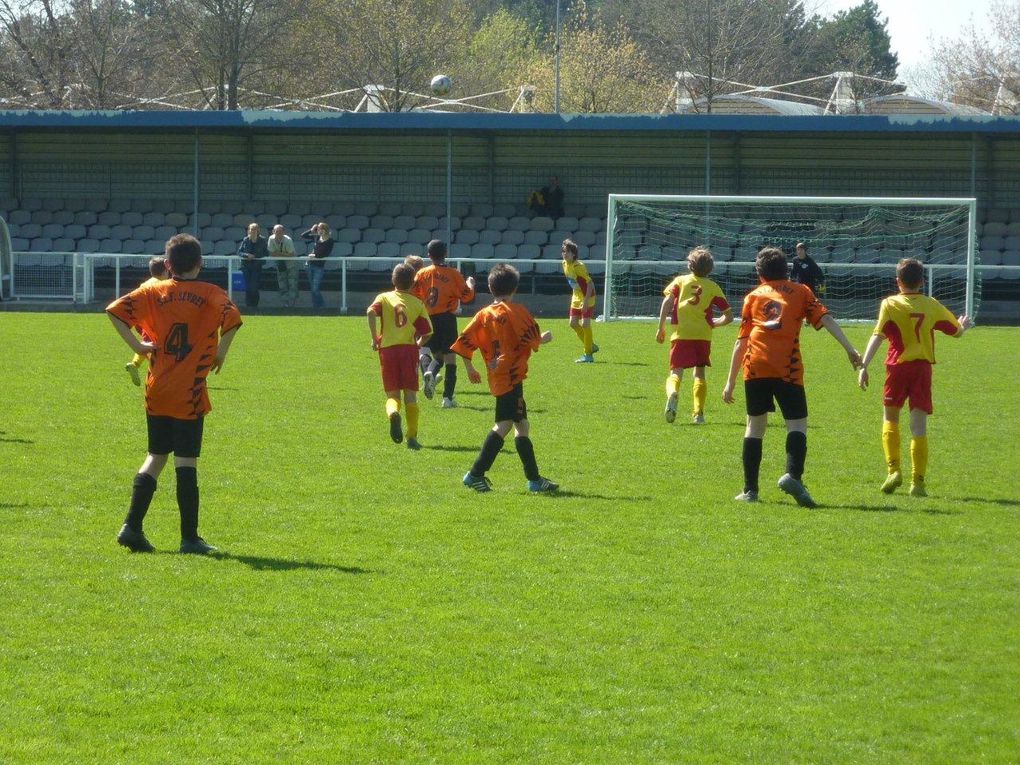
[130,353,144,367]
[692,378,707,415]
[406,402,419,439]
[882,421,900,473]
[583,326,594,355]
[666,373,680,398]
[572,324,585,344]
[385,397,400,418]
[910,436,928,483]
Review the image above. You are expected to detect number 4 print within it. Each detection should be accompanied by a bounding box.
[164,323,193,361]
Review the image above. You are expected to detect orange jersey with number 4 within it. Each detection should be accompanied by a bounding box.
[412,264,475,315]
[369,290,433,348]
[107,278,242,419]
[873,292,961,364]
[663,274,730,342]
[451,301,543,396]
[738,279,828,385]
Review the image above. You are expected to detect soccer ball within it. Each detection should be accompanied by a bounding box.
[430,74,452,97]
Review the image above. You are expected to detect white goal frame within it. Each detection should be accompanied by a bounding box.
[603,194,978,320]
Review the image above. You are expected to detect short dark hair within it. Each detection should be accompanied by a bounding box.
[897,257,924,288]
[755,246,788,281]
[165,234,202,274]
[392,262,415,290]
[488,263,520,297]
[562,238,578,257]
[404,254,425,272]
[687,246,714,277]
[427,239,447,262]
[148,256,168,278]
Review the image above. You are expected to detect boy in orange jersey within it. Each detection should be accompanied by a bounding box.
[453,263,557,493]
[655,246,733,424]
[107,234,242,554]
[368,263,434,450]
[561,239,599,363]
[412,239,476,407]
[857,258,971,497]
[123,256,170,386]
[722,247,860,508]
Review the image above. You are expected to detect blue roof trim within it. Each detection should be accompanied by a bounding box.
[1,109,1020,133]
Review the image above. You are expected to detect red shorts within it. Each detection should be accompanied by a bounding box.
[379,345,420,392]
[884,360,933,414]
[669,339,711,370]
[569,306,594,320]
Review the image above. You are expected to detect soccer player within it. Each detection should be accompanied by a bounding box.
[790,241,825,295]
[124,255,169,386]
[722,247,861,508]
[561,238,599,363]
[857,258,972,497]
[655,246,733,424]
[412,239,476,407]
[368,263,434,450]
[454,263,558,493]
[107,234,242,554]
[404,254,433,376]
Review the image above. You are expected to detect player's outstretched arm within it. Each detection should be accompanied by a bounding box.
[655,295,674,343]
[212,326,239,374]
[713,307,734,328]
[956,315,974,335]
[857,334,885,391]
[722,337,748,404]
[108,314,155,356]
[820,314,862,368]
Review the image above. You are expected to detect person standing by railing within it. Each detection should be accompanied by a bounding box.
[237,222,269,308]
[302,222,334,310]
[269,224,299,308]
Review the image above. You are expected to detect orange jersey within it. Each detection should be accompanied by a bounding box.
[738,279,828,385]
[873,292,961,365]
[107,278,242,419]
[451,301,543,396]
[412,264,475,315]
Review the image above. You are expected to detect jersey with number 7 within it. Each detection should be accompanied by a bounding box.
[107,278,242,419]
[873,293,961,364]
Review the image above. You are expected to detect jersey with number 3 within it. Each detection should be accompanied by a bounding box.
[873,293,960,365]
[369,290,433,349]
[663,274,729,342]
[107,278,242,419]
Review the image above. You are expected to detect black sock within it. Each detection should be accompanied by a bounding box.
[742,437,763,493]
[443,363,457,399]
[786,431,807,481]
[125,472,157,532]
[471,431,504,477]
[176,467,200,541]
[515,436,540,481]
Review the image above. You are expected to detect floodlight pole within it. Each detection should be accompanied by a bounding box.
[554,0,561,113]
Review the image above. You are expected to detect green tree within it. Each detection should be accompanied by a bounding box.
[456,8,542,110]
[803,0,898,81]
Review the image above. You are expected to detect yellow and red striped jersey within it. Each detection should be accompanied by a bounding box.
[663,274,730,342]
[412,264,475,315]
[873,292,961,364]
[369,290,432,349]
[563,259,596,309]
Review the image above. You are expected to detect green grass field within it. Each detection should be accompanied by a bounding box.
[2,312,1019,763]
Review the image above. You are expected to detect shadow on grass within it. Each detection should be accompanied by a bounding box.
[599,361,650,367]
[207,386,239,391]
[943,496,1020,507]
[0,437,34,444]
[542,489,654,501]
[424,444,482,453]
[214,552,374,574]
[0,502,30,509]
[824,502,960,515]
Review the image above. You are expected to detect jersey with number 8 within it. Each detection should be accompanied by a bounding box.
[873,292,961,364]
[107,278,242,419]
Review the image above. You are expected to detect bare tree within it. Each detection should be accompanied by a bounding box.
[0,0,74,107]
[68,0,155,108]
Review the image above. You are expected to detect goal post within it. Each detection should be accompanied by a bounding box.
[603,194,979,322]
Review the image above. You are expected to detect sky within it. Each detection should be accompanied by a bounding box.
[816,0,997,81]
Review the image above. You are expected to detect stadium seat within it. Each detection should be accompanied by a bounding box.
[52,210,74,225]
[370,215,394,230]
[455,230,479,245]
[982,251,1004,266]
[154,225,176,240]
[121,211,144,226]
[985,209,1010,224]
[462,216,486,231]
[337,228,361,244]
[97,211,121,225]
[616,230,642,248]
[354,202,377,217]
[41,198,64,212]
[122,239,145,254]
[415,215,439,231]
[129,199,153,213]
[518,243,540,261]
[368,256,393,272]
[346,214,369,230]
[1002,251,1020,265]
[20,198,43,212]
[493,243,517,260]
[133,225,155,240]
[535,260,560,274]
[165,213,188,227]
[637,245,662,260]
[540,244,561,260]
[77,239,100,253]
[385,229,408,244]
[501,230,524,245]
[223,226,244,241]
[31,210,53,225]
[470,204,494,218]
[64,224,87,240]
[141,212,164,227]
[507,215,529,230]
[74,211,98,226]
[529,216,554,232]
[88,224,112,240]
[378,202,403,217]
[143,239,164,254]
[29,237,53,252]
[212,241,235,256]
[52,238,75,252]
[524,231,548,246]
[471,243,495,259]
[202,226,225,242]
[377,242,400,258]
[110,224,132,240]
[571,230,596,247]
[492,203,516,218]
[586,260,606,275]
[8,210,31,225]
[1003,236,1020,252]
[19,223,42,239]
[479,230,502,245]
[980,235,1004,253]
[11,237,29,250]
[437,216,461,231]
[41,223,64,239]
[83,197,108,213]
[485,216,508,232]
[353,242,377,257]
[982,221,1007,237]
[392,215,416,230]
[279,213,301,229]
[332,242,353,258]
[406,228,431,245]
[210,213,233,228]
[362,228,385,244]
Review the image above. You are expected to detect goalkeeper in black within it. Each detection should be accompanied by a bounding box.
[791,242,825,295]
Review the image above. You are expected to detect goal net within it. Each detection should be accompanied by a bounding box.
[603,195,979,322]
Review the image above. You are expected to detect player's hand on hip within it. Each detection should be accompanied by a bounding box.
[137,340,157,355]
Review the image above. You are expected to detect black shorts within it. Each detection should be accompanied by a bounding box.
[426,312,458,355]
[146,414,205,458]
[494,384,528,423]
[744,378,808,419]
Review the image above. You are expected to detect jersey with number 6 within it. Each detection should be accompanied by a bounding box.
[107,278,242,419]
[663,274,730,342]
[369,289,433,348]
[873,292,961,364]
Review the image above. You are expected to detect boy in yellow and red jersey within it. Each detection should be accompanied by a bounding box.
[655,246,732,424]
[561,239,599,363]
[107,234,242,555]
[857,257,971,497]
[722,247,860,508]
[412,239,475,407]
[452,263,557,493]
[123,256,170,386]
[368,263,433,450]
